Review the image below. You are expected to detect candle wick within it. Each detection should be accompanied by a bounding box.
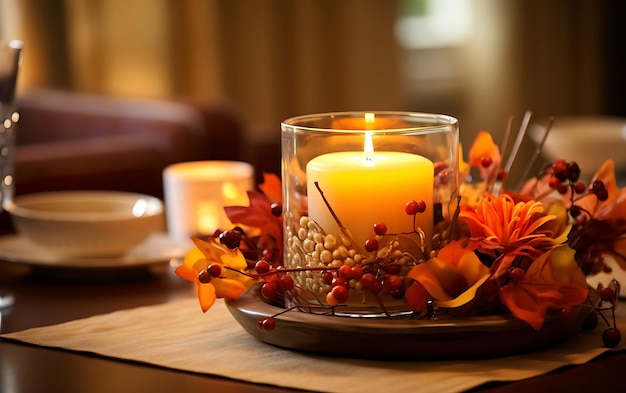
[314,181,345,229]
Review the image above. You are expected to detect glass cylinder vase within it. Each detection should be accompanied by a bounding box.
[281,112,459,316]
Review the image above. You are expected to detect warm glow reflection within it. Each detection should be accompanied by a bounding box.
[197,202,221,234]
[222,181,241,201]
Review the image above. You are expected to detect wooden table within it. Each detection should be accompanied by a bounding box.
[1,259,625,393]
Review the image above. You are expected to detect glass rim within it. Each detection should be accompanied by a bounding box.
[281,111,458,133]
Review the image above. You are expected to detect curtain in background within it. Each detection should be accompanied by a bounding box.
[7,0,614,152]
[12,0,403,140]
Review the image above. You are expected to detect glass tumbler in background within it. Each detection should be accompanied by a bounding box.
[0,39,23,310]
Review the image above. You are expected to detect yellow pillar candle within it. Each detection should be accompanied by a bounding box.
[306,135,434,248]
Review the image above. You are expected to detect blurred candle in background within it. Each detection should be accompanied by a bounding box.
[163,161,254,243]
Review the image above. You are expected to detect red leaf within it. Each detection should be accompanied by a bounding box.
[224,191,282,243]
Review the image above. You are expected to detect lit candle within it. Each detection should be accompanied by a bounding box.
[306,133,434,248]
[163,161,254,242]
[332,112,404,130]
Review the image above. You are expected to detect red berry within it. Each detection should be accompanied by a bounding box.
[573,181,586,194]
[321,271,333,285]
[368,279,383,294]
[331,277,347,288]
[270,202,282,217]
[600,287,615,302]
[566,161,581,182]
[261,281,278,298]
[219,229,242,249]
[206,263,222,277]
[350,266,364,280]
[278,275,295,291]
[385,274,404,291]
[497,169,507,181]
[480,155,493,168]
[255,260,271,275]
[602,327,621,348]
[364,238,378,252]
[198,269,212,283]
[331,285,349,303]
[338,265,353,279]
[360,273,376,290]
[405,200,426,215]
[592,180,609,201]
[549,177,561,190]
[373,222,388,236]
[405,200,419,215]
[257,317,276,332]
[553,159,567,181]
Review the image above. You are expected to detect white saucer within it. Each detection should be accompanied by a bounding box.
[0,232,191,269]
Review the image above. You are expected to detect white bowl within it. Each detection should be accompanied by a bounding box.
[530,116,626,182]
[5,191,164,258]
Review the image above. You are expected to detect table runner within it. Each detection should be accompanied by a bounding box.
[2,297,624,393]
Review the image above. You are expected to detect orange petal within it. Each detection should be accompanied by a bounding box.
[213,278,248,300]
[197,282,217,312]
[468,131,501,167]
[183,247,205,269]
[175,264,197,283]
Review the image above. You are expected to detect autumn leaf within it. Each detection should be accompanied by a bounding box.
[224,190,282,244]
[258,172,282,204]
[498,246,588,330]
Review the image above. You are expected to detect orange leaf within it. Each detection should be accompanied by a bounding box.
[498,247,588,330]
[197,282,217,312]
[258,172,282,204]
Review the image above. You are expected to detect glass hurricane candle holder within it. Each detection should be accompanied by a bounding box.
[281,112,459,316]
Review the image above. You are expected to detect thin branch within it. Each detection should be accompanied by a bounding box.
[515,116,554,191]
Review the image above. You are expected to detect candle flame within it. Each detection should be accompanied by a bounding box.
[364,132,374,164]
[364,112,376,128]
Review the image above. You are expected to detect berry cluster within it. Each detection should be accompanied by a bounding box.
[548,159,584,195]
[253,199,429,332]
[546,159,608,203]
[581,280,621,348]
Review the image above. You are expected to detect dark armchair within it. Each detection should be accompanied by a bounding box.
[13,89,245,198]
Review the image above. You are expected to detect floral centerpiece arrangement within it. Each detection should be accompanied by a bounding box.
[176,123,623,349]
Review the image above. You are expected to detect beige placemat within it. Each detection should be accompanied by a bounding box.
[2,297,624,393]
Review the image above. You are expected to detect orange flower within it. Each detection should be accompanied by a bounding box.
[498,246,588,330]
[460,193,566,258]
[407,241,490,310]
[175,237,254,312]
